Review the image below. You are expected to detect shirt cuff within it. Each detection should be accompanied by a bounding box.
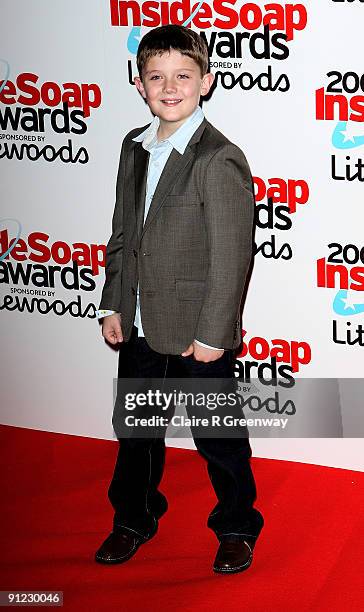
[194,339,223,350]
[95,309,116,319]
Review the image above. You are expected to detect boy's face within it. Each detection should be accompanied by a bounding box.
[134,49,214,135]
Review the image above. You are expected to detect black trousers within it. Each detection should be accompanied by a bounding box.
[108,326,264,542]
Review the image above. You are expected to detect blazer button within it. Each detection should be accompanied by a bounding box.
[131,288,136,295]
[142,252,151,257]
[133,249,137,257]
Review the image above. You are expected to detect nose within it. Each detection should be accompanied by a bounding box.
[163,77,177,93]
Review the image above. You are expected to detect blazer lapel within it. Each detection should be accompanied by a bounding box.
[134,143,149,238]
[141,147,193,237]
[141,118,208,238]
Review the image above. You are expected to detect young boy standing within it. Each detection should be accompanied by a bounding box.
[95,24,264,574]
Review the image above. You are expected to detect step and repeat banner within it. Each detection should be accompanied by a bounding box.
[1,1,363,469]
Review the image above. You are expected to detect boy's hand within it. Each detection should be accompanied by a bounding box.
[181,341,224,363]
[102,313,123,345]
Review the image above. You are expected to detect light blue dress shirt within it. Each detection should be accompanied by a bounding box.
[97,105,221,350]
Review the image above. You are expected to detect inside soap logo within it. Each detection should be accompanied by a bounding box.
[115,1,308,95]
[0,70,102,164]
[252,175,309,261]
[234,329,312,387]
[0,221,106,319]
[0,59,10,95]
[316,242,364,347]
[315,71,364,182]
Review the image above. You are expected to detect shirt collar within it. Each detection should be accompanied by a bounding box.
[132,105,205,154]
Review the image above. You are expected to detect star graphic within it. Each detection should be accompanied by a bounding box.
[341,292,357,309]
[340,125,358,143]
[333,289,364,316]
[332,121,364,150]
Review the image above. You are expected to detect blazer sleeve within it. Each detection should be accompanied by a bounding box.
[98,138,127,312]
[194,143,255,348]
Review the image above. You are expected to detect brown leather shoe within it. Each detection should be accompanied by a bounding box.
[213,537,255,574]
[95,530,153,564]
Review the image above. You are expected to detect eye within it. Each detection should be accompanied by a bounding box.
[150,75,161,80]
[178,74,189,79]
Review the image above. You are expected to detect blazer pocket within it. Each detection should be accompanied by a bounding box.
[176,279,206,301]
[164,195,200,207]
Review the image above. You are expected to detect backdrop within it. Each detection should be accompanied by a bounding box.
[1,0,363,470]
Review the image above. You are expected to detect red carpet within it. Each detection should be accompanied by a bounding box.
[1,425,364,611]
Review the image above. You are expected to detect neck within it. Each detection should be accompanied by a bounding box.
[156,107,198,142]
[157,121,182,142]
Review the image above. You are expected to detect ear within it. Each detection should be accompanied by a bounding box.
[200,72,215,97]
[134,76,147,99]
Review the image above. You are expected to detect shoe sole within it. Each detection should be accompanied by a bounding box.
[213,555,253,574]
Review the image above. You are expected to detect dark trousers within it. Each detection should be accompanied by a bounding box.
[108,327,264,542]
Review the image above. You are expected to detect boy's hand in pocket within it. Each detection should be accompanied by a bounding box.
[181,341,224,363]
[102,313,123,345]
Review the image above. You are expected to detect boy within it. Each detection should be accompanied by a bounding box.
[95,24,264,574]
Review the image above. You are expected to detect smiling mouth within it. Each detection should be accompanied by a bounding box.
[161,99,182,106]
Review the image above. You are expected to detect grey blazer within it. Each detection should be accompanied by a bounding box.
[99,117,255,354]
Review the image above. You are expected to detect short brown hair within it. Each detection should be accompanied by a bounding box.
[137,25,209,79]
